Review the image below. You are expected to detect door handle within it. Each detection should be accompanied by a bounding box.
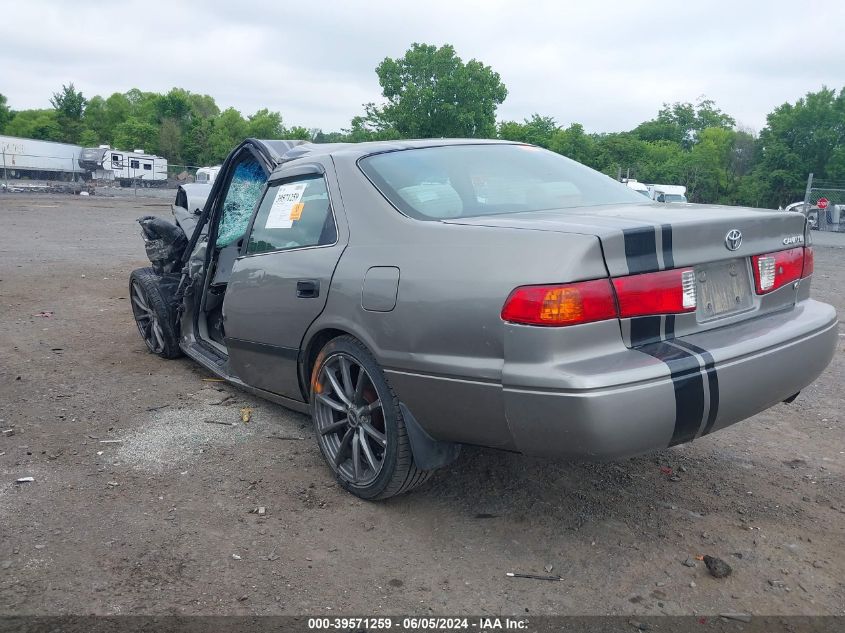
[296,280,320,298]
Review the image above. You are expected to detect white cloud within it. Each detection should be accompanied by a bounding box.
[2,0,843,133]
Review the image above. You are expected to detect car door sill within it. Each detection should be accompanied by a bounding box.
[186,339,228,367]
[182,342,310,415]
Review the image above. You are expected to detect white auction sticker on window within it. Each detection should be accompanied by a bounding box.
[265,182,307,229]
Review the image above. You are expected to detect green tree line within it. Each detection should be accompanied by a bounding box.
[0,83,310,168]
[1,42,843,209]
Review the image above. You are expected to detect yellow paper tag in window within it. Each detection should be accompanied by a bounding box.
[290,202,304,221]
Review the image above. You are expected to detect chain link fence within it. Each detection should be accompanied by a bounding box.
[803,174,845,232]
[167,164,204,186]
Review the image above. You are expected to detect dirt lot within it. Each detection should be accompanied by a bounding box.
[1,193,843,617]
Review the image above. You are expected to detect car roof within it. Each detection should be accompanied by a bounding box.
[274,138,517,165]
[254,140,309,164]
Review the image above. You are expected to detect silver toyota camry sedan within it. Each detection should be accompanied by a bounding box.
[130,138,838,499]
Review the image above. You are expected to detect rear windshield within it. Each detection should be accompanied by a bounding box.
[359,144,647,220]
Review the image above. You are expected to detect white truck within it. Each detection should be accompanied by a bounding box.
[648,184,688,203]
[622,178,651,198]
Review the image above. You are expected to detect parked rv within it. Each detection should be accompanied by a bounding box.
[78,146,114,180]
[195,165,222,185]
[81,147,168,187]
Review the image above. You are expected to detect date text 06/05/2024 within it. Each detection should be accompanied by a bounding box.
[306,616,530,630]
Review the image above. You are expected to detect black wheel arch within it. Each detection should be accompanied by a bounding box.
[299,327,351,400]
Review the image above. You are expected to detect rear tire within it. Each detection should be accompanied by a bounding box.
[129,267,182,359]
[311,335,434,500]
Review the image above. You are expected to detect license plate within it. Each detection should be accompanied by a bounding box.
[695,258,753,321]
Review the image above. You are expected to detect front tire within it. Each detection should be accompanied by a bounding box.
[311,336,433,500]
[129,267,182,359]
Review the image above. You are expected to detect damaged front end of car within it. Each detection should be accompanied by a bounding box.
[130,138,305,363]
[132,203,204,358]
[138,214,188,275]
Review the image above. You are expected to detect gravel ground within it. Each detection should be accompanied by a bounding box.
[0,194,843,617]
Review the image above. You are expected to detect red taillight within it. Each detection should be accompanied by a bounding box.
[612,268,697,317]
[802,246,814,277]
[752,247,804,294]
[502,269,699,327]
[501,279,617,326]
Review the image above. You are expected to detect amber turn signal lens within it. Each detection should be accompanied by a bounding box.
[501,279,617,326]
[539,287,583,322]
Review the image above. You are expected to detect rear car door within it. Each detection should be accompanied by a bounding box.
[222,162,347,400]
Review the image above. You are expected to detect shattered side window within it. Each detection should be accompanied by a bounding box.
[216,159,267,247]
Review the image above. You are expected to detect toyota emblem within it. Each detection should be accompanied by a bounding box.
[725,229,742,251]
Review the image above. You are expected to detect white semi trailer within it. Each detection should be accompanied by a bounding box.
[0,135,86,179]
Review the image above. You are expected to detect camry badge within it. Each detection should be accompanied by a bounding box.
[782,235,804,246]
[725,229,743,251]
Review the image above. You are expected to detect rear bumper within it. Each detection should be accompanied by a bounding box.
[503,299,838,459]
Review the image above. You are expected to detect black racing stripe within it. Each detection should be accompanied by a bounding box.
[664,314,675,339]
[661,224,674,269]
[630,316,662,347]
[638,342,705,446]
[623,227,659,274]
[671,339,720,435]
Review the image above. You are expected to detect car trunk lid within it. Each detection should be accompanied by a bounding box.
[444,203,810,346]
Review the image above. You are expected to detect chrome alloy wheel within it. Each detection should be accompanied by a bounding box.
[314,352,387,485]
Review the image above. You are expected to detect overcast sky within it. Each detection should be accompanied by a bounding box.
[2,0,842,135]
